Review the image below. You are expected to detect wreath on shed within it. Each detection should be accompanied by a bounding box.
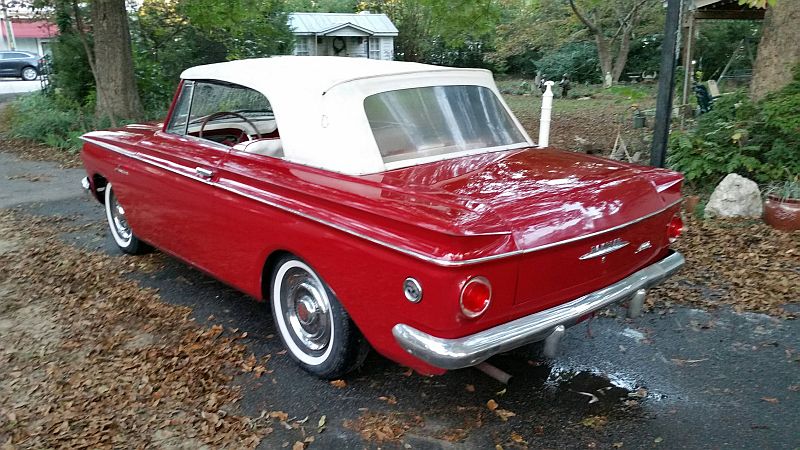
[332,36,346,55]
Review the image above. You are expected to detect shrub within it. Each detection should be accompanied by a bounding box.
[4,92,93,153]
[534,42,600,84]
[668,70,800,189]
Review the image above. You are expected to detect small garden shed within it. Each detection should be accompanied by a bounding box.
[288,12,398,61]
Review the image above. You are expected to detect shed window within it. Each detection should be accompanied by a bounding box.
[296,37,310,56]
[369,38,380,59]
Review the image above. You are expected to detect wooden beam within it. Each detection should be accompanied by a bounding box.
[694,10,765,20]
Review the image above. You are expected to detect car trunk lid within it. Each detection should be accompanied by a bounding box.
[379,148,680,305]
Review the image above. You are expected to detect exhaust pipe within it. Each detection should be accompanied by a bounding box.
[475,361,512,385]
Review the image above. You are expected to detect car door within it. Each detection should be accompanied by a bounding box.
[124,80,276,287]
[6,52,28,76]
[0,53,12,76]
[121,81,230,273]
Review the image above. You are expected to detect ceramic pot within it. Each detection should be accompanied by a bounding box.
[763,195,800,232]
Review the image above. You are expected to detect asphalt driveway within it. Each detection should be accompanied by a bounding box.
[1,150,798,449]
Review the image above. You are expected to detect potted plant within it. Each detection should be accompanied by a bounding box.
[763,177,800,232]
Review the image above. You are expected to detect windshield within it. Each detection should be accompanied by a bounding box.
[364,85,527,164]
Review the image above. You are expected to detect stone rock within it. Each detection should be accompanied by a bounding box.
[704,173,763,218]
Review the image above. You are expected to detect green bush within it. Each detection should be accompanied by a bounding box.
[4,92,94,153]
[668,71,800,189]
[534,42,600,84]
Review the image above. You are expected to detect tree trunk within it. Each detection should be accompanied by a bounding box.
[595,35,614,87]
[750,1,800,101]
[611,26,633,82]
[91,0,143,122]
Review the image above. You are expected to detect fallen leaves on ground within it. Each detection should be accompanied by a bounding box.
[651,217,799,318]
[581,415,609,429]
[0,139,82,168]
[0,211,270,448]
[485,399,516,421]
[344,411,423,442]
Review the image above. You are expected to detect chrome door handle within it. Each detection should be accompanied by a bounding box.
[195,167,214,179]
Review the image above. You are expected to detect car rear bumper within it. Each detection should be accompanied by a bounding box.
[392,250,685,370]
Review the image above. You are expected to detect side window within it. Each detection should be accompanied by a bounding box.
[182,81,280,154]
[165,81,194,134]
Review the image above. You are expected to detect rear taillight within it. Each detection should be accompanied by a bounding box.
[460,277,492,318]
[667,214,684,243]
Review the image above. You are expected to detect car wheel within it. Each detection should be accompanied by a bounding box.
[271,256,369,379]
[104,182,148,255]
[21,66,37,81]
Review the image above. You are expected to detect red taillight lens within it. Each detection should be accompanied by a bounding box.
[460,277,492,318]
[668,214,684,243]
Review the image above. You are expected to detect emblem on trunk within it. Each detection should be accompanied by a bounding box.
[634,241,652,253]
[579,238,629,260]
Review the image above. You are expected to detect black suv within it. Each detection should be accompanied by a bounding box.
[0,51,42,81]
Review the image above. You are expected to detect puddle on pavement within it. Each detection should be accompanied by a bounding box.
[485,354,643,410]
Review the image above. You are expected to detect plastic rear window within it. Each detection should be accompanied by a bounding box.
[364,85,527,163]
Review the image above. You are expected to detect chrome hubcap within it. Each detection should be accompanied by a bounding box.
[280,268,331,354]
[22,68,35,79]
[109,190,132,241]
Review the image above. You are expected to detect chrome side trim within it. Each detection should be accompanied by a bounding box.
[81,135,682,267]
[392,251,685,370]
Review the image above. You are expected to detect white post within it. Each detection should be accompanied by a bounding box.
[538,81,554,148]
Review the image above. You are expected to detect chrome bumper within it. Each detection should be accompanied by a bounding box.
[392,251,685,370]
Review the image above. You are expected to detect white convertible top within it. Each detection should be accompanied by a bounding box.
[180,56,533,175]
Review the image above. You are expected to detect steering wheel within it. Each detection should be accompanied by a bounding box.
[199,111,262,143]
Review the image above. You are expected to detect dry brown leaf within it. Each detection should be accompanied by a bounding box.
[269,411,289,421]
[510,431,527,444]
[494,409,516,422]
[486,399,498,411]
[330,379,347,389]
[378,395,397,405]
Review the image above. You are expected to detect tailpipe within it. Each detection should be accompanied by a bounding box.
[475,361,512,385]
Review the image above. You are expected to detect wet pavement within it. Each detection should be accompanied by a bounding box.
[2,151,799,449]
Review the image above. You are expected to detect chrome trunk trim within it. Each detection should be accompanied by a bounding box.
[392,251,685,370]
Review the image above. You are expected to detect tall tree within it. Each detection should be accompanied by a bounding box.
[568,0,659,87]
[91,0,143,122]
[361,0,499,64]
[749,0,800,100]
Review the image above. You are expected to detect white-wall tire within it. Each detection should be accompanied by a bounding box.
[270,255,369,379]
[104,182,148,255]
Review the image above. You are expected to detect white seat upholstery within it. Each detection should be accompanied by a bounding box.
[233,138,283,158]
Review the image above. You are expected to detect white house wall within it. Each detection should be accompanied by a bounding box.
[292,36,394,60]
[379,38,394,61]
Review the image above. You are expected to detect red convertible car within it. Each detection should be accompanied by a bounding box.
[80,56,685,379]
